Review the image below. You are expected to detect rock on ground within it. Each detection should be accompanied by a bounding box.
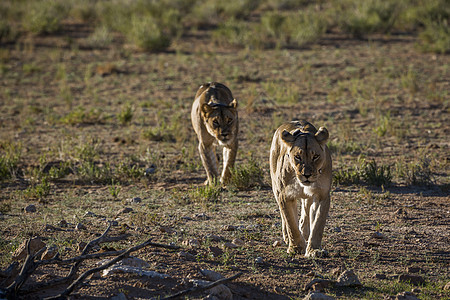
[190,279,232,300]
[304,292,335,300]
[385,291,420,300]
[336,270,362,287]
[398,274,425,286]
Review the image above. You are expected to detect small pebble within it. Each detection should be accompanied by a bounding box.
[208,246,223,257]
[24,204,36,213]
[255,257,264,264]
[144,165,156,176]
[371,231,385,239]
[223,242,238,249]
[222,225,237,231]
[232,238,244,246]
[374,273,387,279]
[118,207,133,214]
[193,213,210,220]
[182,239,199,247]
[129,197,142,204]
[178,251,195,261]
[75,223,86,230]
[205,234,223,242]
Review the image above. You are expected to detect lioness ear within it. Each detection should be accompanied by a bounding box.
[229,99,238,109]
[201,103,213,118]
[281,130,296,144]
[315,127,329,145]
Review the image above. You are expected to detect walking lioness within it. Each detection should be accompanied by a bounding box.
[191,82,238,185]
[270,121,332,257]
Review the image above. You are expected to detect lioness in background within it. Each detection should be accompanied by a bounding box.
[270,121,332,257]
[191,82,238,185]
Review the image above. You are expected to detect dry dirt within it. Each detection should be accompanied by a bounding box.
[0,23,449,300]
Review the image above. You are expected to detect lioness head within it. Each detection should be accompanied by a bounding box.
[281,127,329,186]
[201,99,238,145]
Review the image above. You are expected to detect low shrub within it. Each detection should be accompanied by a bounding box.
[190,181,222,203]
[117,103,134,125]
[362,160,392,187]
[334,158,392,187]
[334,0,400,38]
[0,142,21,181]
[417,19,450,54]
[22,0,69,35]
[86,26,113,49]
[229,159,265,190]
[333,168,361,185]
[126,16,171,51]
[396,157,434,186]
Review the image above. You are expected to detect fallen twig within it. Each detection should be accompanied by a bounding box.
[2,221,181,299]
[44,238,155,300]
[5,238,47,297]
[162,272,243,300]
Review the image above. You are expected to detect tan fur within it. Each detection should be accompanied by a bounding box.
[270,121,332,257]
[191,82,238,185]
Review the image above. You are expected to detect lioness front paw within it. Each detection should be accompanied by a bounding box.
[287,245,304,255]
[305,249,328,258]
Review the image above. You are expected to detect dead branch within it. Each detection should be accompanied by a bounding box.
[2,221,181,300]
[162,272,243,300]
[39,240,179,267]
[4,238,47,297]
[18,222,113,294]
[44,238,155,300]
[0,262,20,287]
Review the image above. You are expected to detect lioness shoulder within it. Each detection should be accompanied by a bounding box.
[191,82,238,185]
[270,121,332,257]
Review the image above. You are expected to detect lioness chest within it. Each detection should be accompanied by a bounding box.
[284,176,325,200]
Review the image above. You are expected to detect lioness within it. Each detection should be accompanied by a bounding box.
[270,121,332,257]
[191,82,238,185]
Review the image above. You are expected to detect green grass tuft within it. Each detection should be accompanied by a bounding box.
[117,103,134,125]
[0,142,21,181]
[126,16,171,52]
[22,0,69,35]
[190,181,222,203]
[362,159,392,187]
[229,159,265,190]
[417,19,450,54]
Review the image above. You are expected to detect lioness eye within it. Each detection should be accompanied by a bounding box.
[294,154,302,161]
[313,154,319,161]
[213,120,219,127]
[227,118,233,124]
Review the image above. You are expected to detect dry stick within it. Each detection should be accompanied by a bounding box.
[162,272,243,300]
[44,238,156,300]
[39,240,180,266]
[18,222,112,294]
[60,222,112,281]
[22,239,180,295]
[5,239,47,296]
